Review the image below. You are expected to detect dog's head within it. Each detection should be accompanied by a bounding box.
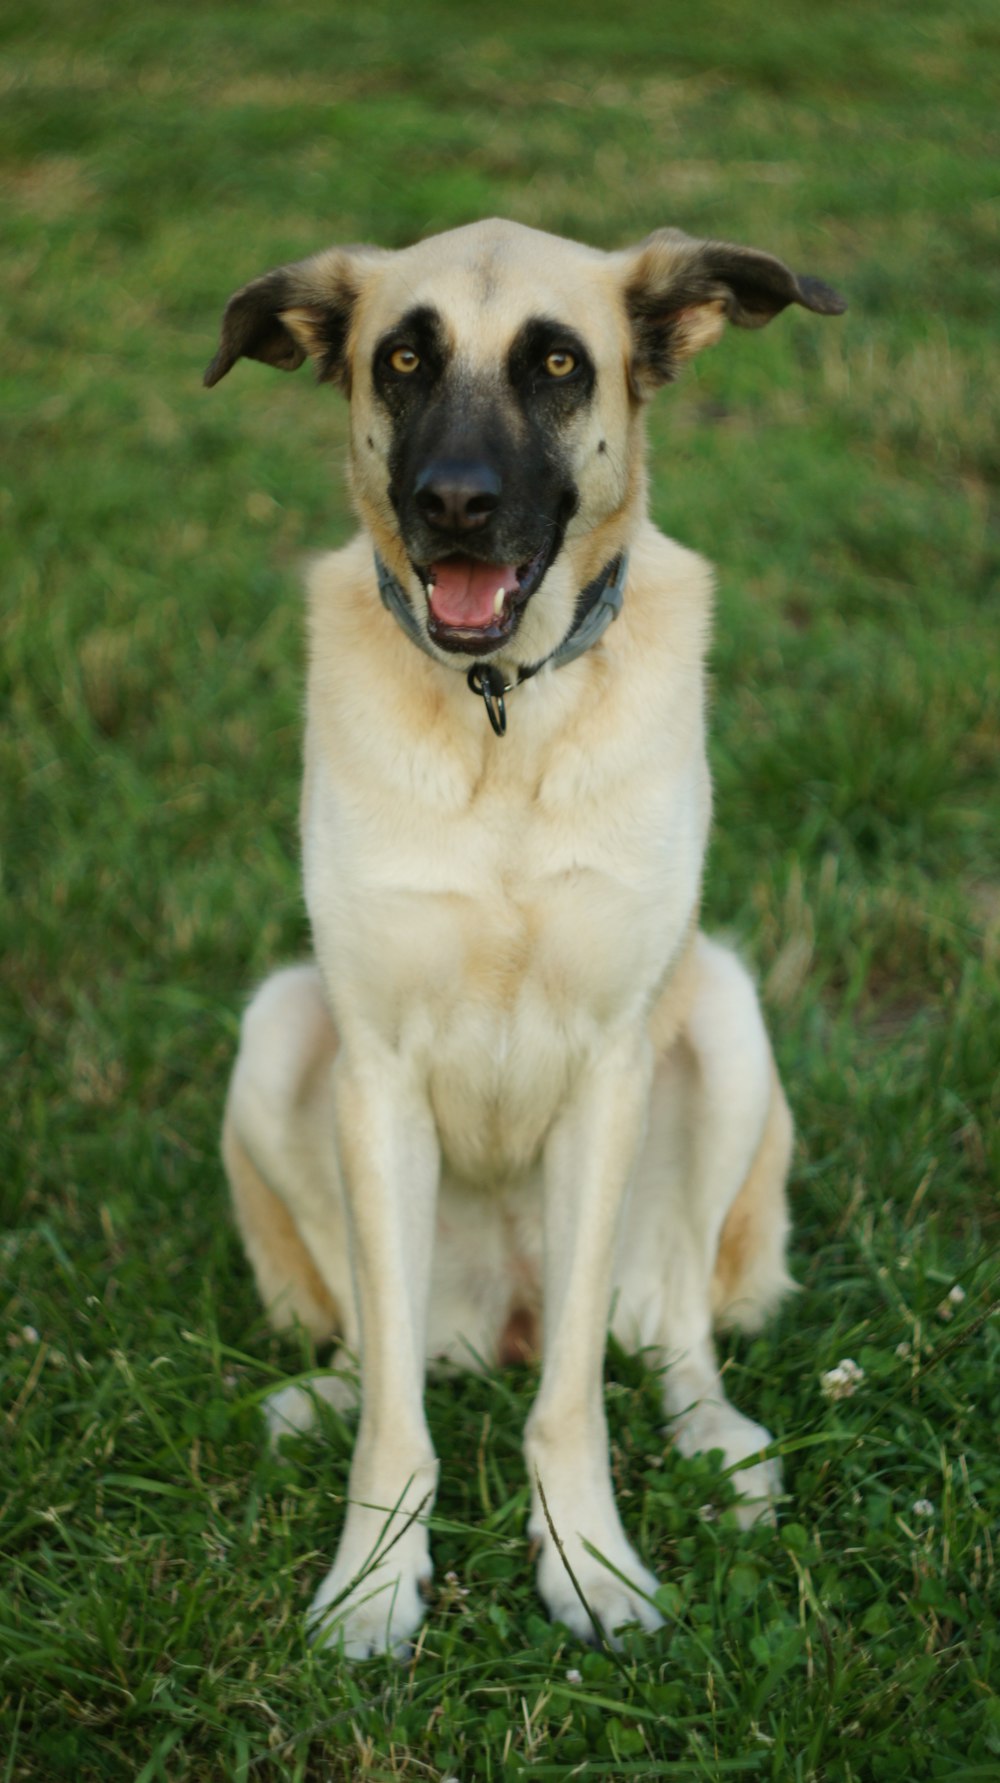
[206,220,845,670]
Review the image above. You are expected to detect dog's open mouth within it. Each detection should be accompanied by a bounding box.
[421,540,552,654]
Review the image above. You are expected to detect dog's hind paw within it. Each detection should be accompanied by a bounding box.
[730,1466,781,1529]
[263,1365,360,1448]
[672,1404,782,1527]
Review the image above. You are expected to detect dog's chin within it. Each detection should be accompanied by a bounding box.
[415,537,558,658]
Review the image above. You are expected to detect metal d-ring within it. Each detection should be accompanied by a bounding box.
[467,663,509,737]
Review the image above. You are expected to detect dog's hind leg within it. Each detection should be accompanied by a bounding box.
[614,934,794,1524]
[222,965,361,1431]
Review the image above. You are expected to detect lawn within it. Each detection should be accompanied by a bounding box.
[1,1,998,1778]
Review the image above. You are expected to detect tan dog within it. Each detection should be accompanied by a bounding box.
[207,219,845,1656]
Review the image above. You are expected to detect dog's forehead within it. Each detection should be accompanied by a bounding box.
[359,219,619,356]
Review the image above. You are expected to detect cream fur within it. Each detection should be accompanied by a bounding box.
[217,218,800,1657]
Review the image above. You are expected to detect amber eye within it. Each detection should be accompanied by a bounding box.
[544,350,576,378]
[388,346,420,375]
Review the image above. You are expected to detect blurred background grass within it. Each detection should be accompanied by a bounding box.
[2,2,998,1779]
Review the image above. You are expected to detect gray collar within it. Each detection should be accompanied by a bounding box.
[374,551,628,736]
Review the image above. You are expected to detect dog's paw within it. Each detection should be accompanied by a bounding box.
[263,1369,359,1448]
[535,1529,664,1648]
[673,1404,781,1527]
[308,1532,431,1659]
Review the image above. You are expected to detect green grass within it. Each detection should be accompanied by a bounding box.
[2,1,998,1777]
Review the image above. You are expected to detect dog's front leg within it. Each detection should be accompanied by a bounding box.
[309,1045,440,1657]
[525,1033,664,1645]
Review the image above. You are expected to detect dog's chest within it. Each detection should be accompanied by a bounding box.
[307,725,705,1181]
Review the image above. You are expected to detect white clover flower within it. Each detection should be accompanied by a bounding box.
[895,1341,911,1358]
[565,1667,583,1685]
[911,1498,934,1518]
[698,1503,718,1522]
[948,1284,966,1305]
[820,1358,865,1401]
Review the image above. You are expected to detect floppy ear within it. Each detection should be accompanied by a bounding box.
[621,228,847,397]
[203,245,386,391]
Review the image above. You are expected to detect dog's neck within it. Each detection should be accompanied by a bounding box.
[374,551,628,738]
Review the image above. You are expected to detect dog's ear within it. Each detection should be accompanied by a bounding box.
[203,246,386,391]
[621,229,847,397]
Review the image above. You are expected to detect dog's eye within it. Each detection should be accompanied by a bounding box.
[388,346,420,375]
[543,351,576,379]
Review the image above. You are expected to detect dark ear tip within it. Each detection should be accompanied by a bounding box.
[797,275,848,316]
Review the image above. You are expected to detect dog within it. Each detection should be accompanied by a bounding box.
[206,218,845,1656]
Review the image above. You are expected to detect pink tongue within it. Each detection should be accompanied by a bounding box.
[428,560,518,629]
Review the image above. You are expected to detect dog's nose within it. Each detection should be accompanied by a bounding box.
[414,460,501,533]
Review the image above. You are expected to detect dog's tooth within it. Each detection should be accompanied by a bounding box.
[494,588,505,616]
